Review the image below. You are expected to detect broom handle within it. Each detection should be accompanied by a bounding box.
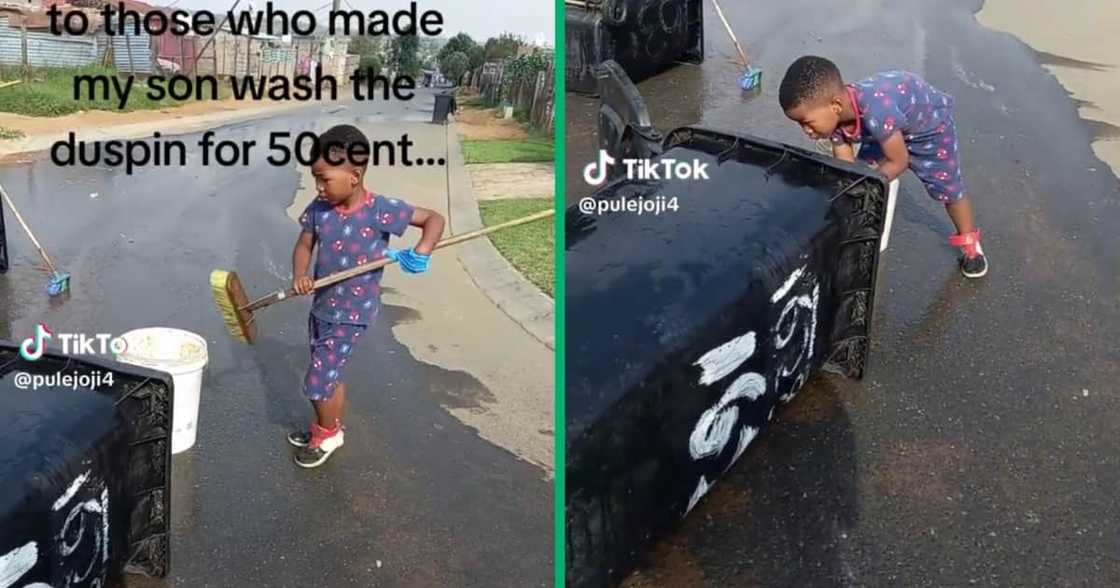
[709,0,749,66]
[0,182,59,275]
[242,208,555,312]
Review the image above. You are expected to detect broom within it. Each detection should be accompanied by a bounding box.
[211,208,555,344]
[0,181,70,296]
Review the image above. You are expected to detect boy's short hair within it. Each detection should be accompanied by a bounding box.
[317,124,370,168]
[779,56,844,110]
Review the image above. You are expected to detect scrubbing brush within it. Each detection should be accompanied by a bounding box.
[211,209,555,344]
[709,0,763,91]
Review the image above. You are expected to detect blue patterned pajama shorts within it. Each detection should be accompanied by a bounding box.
[303,315,366,401]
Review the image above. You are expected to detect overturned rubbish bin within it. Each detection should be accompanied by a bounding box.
[565,64,890,587]
[433,91,457,124]
[0,340,173,586]
[566,0,704,94]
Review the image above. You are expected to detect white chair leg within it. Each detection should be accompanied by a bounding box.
[880,178,899,253]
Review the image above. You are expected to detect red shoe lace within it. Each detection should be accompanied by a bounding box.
[948,229,982,259]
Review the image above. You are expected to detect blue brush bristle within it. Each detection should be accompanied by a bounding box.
[47,272,70,297]
[740,66,763,91]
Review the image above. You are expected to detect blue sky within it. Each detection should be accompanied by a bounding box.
[170,0,555,47]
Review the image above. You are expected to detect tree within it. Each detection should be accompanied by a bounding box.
[390,35,422,77]
[440,51,469,86]
[358,55,382,77]
[468,45,486,70]
[348,35,382,58]
[484,33,521,61]
[438,32,476,63]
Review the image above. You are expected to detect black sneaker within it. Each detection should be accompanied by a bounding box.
[294,428,344,468]
[287,429,312,447]
[949,229,988,279]
[960,250,988,279]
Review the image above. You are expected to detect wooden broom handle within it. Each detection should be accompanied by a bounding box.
[242,208,555,312]
[0,181,60,275]
[709,0,749,66]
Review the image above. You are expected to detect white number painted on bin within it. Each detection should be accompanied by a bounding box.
[54,471,110,587]
[685,265,819,517]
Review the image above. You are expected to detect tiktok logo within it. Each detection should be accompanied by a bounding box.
[582,149,616,186]
[19,323,52,361]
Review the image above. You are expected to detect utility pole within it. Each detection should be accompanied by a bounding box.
[319,0,340,71]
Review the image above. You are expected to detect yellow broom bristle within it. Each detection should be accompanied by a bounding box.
[210,270,249,343]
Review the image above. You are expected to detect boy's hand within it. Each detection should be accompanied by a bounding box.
[385,248,431,274]
[832,142,856,162]
[293,275,314,295]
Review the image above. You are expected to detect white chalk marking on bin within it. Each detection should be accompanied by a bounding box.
[685,476,710,517]
[689,372,765,459]
[53,470,90,511]
[0,542,38,588]
[729,425,759,467]
[694,332,756,386]
[770,265,806,304]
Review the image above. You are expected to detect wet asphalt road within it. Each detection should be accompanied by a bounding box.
[0,90,550,587]
[567,0,1120,585]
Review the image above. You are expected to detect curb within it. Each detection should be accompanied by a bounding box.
[445,123,555,350]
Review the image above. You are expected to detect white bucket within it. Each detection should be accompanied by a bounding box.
[115,328,209,454]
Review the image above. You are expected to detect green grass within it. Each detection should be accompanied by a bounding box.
[0,65,225,117]
[478,197,554,296]
[461,95,491,108]
[462,138,554,163]
[0,126,24,140]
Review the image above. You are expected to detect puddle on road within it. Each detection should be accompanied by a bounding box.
[1031,49,1113,72]
[380,301,497,412]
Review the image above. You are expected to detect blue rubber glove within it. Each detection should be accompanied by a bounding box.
[384,248,431,274]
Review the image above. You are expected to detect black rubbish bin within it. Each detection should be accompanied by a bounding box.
[0,341,174,585]
[566,0,705,94]
[433,91,457,124]
[565,63,891,587]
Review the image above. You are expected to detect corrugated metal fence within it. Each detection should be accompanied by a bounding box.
[0,16,97,68]
[97,30,156,74]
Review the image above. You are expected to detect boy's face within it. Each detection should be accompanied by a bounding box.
[784,94,844,140]
[311,154,362,205]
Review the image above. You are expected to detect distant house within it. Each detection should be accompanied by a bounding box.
[0,1,160,74]
[95,0,160,74]
[0,1,350,85]
[0,4,99,69]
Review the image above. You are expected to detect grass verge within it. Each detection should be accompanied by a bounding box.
[477,197,554,296]
[0,65,228,117]
[462,138,553,163]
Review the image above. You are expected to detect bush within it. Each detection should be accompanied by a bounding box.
[356,55,382,78]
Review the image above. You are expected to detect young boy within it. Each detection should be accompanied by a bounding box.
[779,56,988,278]
[289,124,445,468]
